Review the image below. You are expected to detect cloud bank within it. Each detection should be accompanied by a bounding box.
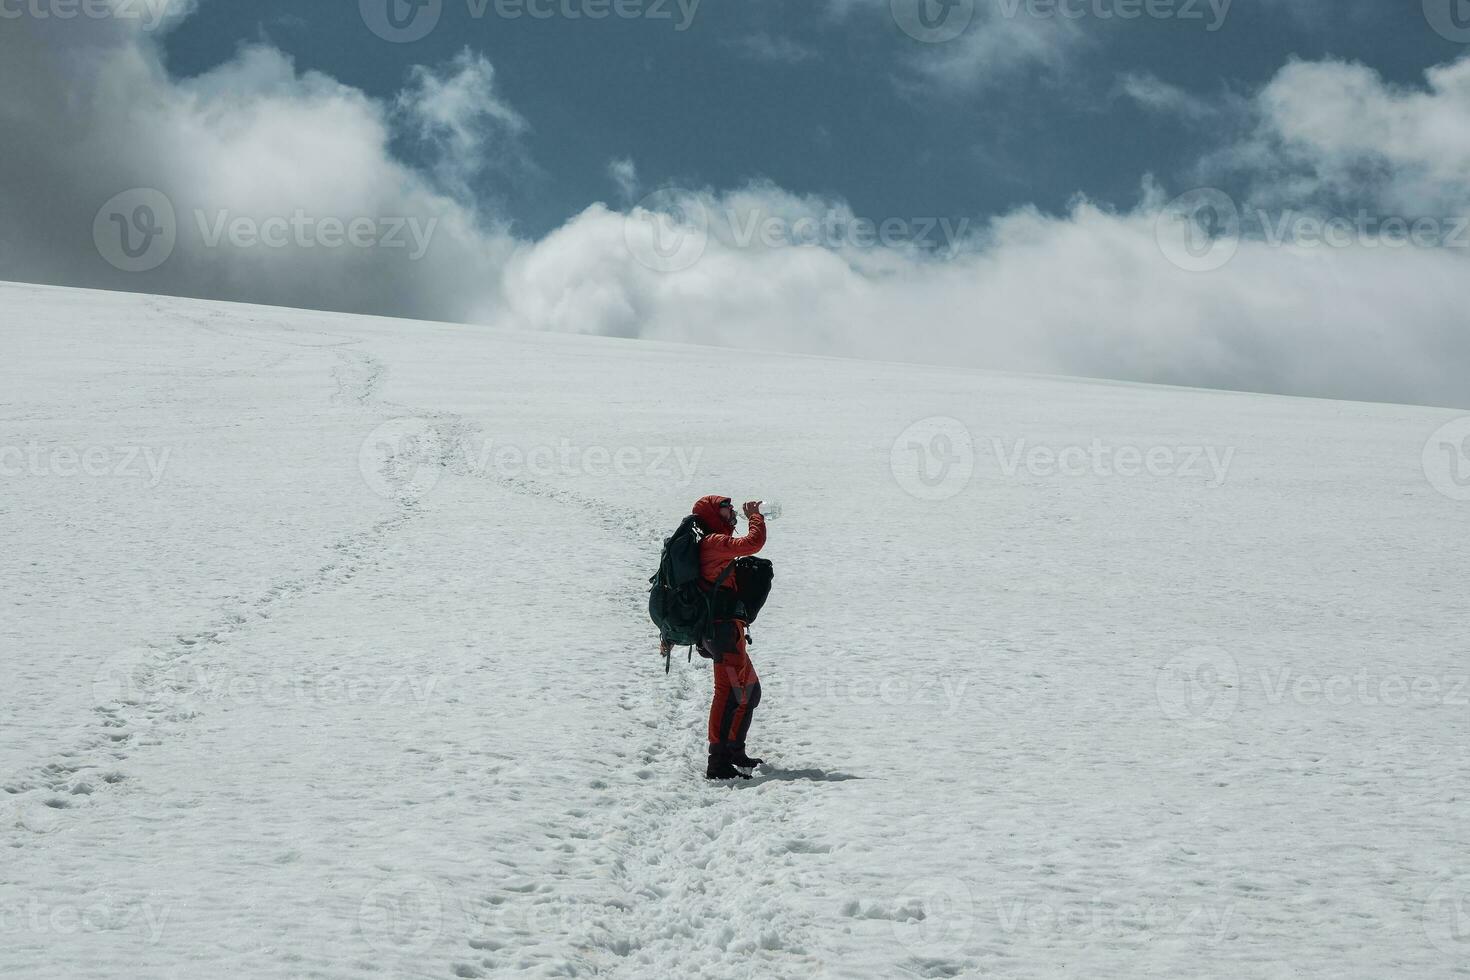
[1,2,1468,407]
[0,1,514,322]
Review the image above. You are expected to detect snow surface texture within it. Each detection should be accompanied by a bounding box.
[2,280,1468,979]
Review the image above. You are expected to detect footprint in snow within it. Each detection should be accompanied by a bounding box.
[906,956,974,978]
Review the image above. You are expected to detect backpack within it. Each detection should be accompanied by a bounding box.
[648,516,737,655]
[732,557,774,624]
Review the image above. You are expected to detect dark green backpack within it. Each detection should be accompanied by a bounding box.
[649,520,775,672]
[648,517,735,658]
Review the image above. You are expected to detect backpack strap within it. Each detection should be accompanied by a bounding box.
[712,560,738,591]
[701,561,740,643]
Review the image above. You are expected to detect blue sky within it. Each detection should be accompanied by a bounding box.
[160,0,1467,237]
[3,0,1469,406]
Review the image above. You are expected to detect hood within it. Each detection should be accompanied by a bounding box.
[692,494,734,534]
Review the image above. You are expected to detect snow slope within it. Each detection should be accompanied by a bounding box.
[2,280,1468,979]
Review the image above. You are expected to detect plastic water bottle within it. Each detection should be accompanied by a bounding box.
[760,500,782,522]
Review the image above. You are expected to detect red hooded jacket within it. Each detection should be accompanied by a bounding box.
[692,494,767,592]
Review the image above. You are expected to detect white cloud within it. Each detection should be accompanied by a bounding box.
[1213,56,1470,216]
[496,184,1470,407]
[1115,54,1470,218]
[0,8,514,322]
[1116,72,1225,122]
[489,42,1470,408]
[394,48,530,204]
[1,7,1467,407]
[607,158,640,202]
[724,33,818,64]
[916,12,1084,89]
[827,0,1086,90]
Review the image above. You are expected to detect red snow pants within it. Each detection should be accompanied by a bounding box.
[701,621,761,746]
